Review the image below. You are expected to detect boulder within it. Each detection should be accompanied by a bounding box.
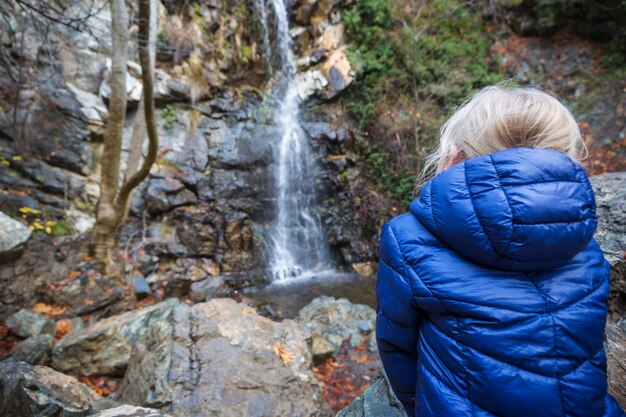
[10,334,55,365]
[592,173,626,410]
[0,360,171,417]
[91,405,173,417]
[296,296,377,358]
[591,173,626,315]
[51,300,179,376]
[0,212,31,263]
[0,360,116,416]
[336,371,406,417]
[6,308,55,338]
[322,47,353,97]
[117,298,332,417]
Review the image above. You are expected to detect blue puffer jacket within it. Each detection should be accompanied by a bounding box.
[376,148,625,417]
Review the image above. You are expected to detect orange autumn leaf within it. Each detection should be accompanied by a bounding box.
[273,341,294,365]
[55,319,73,339]
[32,303,68,318]
[68,271,81,279]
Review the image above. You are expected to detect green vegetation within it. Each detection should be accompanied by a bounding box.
[343,0,503,207]
[160,104,181,130]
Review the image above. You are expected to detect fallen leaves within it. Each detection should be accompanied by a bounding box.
[313,340,381,412]
[0,322,21,359]
[76,375,120,397]
[32,303,68,318]
[54,319,74,340]
[274,341,294,365]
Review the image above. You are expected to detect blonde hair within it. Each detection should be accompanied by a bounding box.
[418,83,587,189]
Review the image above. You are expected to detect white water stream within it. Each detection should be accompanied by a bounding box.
[261,0,331,280]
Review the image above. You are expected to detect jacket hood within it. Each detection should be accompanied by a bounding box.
[410,147,598,271]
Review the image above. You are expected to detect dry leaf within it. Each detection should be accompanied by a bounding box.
[32,303,68,317]
[55,319,73,339]
[273,341,294,365]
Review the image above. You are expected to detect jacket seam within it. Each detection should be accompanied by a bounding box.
[489,155,515,257]
[456,314,475,417]
[387,223,435,305]
[502,179,583,187]
[377,302,416,330]
[527,274,567,416]
[429,317,605,378]
[429,279,606,315]
[512,218,595,226]
[463,162,501,260]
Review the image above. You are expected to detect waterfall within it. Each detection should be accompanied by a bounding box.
[263,0,330,280]
[252,0,272,75]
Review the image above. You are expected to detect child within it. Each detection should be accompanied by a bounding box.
[376,84,626,417]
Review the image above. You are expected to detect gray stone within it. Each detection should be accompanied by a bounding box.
[91,405,173,417]
[51,299,179,376]
[336,371,406,417]
[189,276,230,302]
[10,334,55,365]
[591,173,626,315]
[0,360,116,416]
[296,296,377,357]
[0,360,171,417]
[6,308,55,338]
[118,298,332,417]
[606,319,626,410]
[0,212,31,262]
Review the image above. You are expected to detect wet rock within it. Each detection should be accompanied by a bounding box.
[6,308,55,339]
[9,334,55,365]
[591,173,626,315]
[0,212,31,263]
[296,296,377,358]
[118,298,331,417]
[51,299,179,376]
[0,360,116,416]
[336,371,406,417]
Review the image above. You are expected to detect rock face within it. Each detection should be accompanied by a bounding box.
[592,172,626,410]
[591,173,626,316]
[52,300,178,376]
[336,372,406,417]
[296,296,377,358]
[117,298,331,417]
[0,360,171,417]
[0,212,31,262]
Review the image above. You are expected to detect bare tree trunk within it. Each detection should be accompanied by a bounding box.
[123,0,157,220]
[117,0,159,211]
[94,0,129,274]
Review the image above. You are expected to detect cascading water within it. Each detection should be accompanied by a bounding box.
[262,0,330,280]
[252,0,272,75]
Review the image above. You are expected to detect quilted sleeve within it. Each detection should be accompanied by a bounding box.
[376,221,422,416]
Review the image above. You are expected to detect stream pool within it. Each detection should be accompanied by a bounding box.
[243,270,376,319]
